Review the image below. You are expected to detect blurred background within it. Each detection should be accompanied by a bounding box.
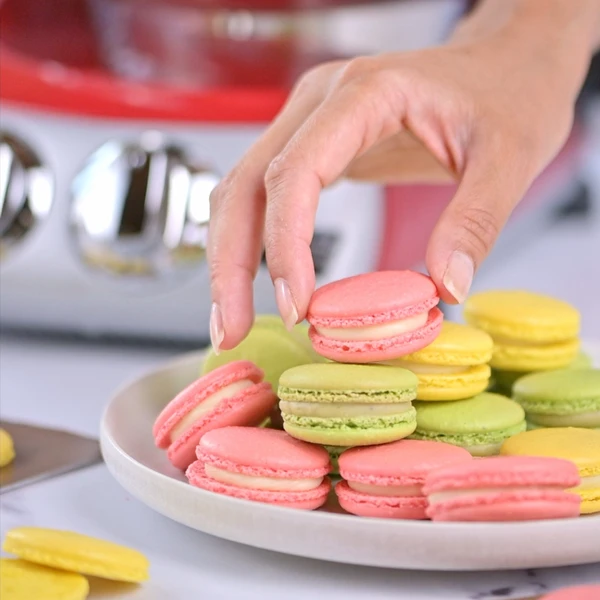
[1,0,599,348]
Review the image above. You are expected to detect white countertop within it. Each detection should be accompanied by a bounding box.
[1,334,599,599]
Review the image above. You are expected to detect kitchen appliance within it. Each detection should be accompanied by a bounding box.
[0,0,586,342]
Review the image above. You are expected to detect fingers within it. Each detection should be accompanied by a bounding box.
[207,64,340,351]
[425,134,537,304]
[264,69,408,323]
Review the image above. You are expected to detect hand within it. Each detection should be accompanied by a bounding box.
[207,0,600,352]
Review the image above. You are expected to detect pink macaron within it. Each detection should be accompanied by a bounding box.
[186,426,331,510]
[540,585,600,600]
[424,456,581,522]
[153,361,276,470]
[335,439,472,519]
[307,270,443,363]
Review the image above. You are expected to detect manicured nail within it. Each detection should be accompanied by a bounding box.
[209,302,224,355]
[443,251,474,304]
[274,278,299,331]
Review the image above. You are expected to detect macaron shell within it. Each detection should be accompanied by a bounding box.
[500,428,600,477]
[426,491,581,522]
[308,307,443,364]
[491,338,580,371]
[464,290,580,342]
[540,585,600,600]
[279,362,418,396]
[339,439,472,486]
[413,393,526,434]
[197,427,330,478]
[186,461,331,510]
[411,364,491,401]
[389,321,493,366]
[2,527,149,583]
[0,559,89,600]
[167,382,276,470]
[283,414,417,447]
[579,489,600,515]
[202,326,315,391]
[0,428,16,468]
[308,270,439,327]
[335,481,428,519]
[153,360,263,447]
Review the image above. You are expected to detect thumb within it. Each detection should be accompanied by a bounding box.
[426,145,536,304]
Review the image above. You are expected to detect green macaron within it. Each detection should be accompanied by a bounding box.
[410,392,526,456]
[278,363,418,447]
[202,315,317,392]
[513,367,600,429]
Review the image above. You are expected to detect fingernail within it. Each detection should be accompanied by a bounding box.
[274,278,299,331]
[443,251,474,303]
[210,302,225,355]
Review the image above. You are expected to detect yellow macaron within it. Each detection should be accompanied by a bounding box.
[0,558,89,600]
[500,427,600,514]
[0,428,16,468]
[464,290,580,371]
[3,528,149,583]
[380,321,493,400]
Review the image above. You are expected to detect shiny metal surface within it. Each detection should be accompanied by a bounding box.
[70,132,218,284]
[0,133,53,260]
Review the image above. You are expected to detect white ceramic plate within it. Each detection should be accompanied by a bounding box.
[100,346,600,571]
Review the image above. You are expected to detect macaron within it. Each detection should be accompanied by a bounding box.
[424,456,581,522]
[540,585,600,600]
[278,363,418,446]
[410,392,526,456]
[0,427,15,468]
[512,368,600,429]
[153,361,276,470]
[202,315,317,392]
[3,527,149,583]
[0,559,89,600]
[493,351,593,395]
[464,290,580,371]
[186,427,331,510]
[501,427,600,514]
[381,321,493,400]
[336,440,472,519]
[307,270,443,363]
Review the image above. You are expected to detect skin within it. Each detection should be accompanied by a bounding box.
[207,0,600,353]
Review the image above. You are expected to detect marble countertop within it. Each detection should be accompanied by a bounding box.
[1,334,599,599]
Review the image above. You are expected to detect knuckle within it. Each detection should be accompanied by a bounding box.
[459,206,500,258]
[264,157,296,197]
[336,57,375,87]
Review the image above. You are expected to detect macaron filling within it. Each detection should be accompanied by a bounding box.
[279,400,413,418]
[527,410,600,428]
[347,481,422,497]
[314,312,429,342]
[204,464,324,492]
[170,379,254,442]
[574,474,600,491]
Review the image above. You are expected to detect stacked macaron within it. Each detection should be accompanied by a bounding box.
[380,321,493,401]
[464,290,584,394]
[512,368,600,430]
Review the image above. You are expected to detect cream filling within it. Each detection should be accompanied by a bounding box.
[279,400,412,418]
[573,474,600,491]
[463,442,503,457]
[204,464,323,492]
[390,362,470,375]
[428,485,564,504]
[316,312,428,342]
[348,481,422,497]
[528,411,600,428]
[171,380,254,442]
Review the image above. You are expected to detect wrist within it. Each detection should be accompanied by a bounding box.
[450,0,600,100]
